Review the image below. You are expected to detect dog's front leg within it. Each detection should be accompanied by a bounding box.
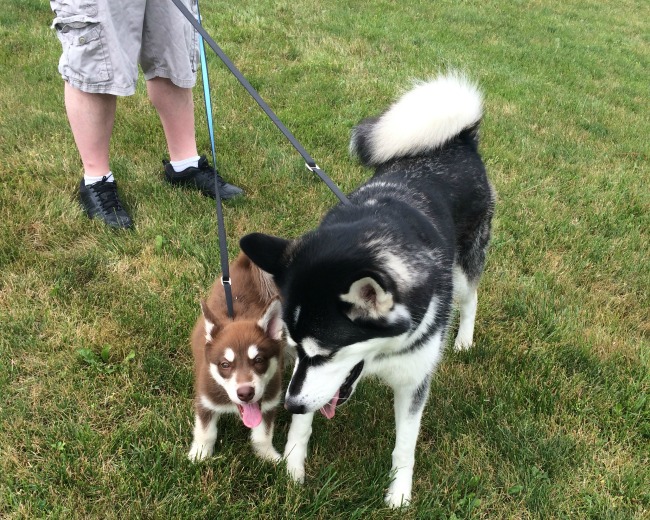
[188,408,218,461]
[283,412,314,483]
[385,378,430,508]
[251,410,281,462]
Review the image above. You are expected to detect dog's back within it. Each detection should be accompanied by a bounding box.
[347,74,494,275]
[198,252,278,326]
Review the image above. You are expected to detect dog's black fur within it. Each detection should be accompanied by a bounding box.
[240,74,495,507]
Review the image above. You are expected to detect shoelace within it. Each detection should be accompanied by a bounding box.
[198,162,227,187]
[89,179,123,212]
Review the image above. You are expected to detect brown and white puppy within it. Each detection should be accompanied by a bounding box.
[188,252,285,462]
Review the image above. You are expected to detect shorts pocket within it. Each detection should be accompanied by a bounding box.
[54,14,112,84]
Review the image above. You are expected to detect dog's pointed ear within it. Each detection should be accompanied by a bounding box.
[239,233,290,277]
[257,299,284,341]
[340,277,394,320]
[340,277,411,332]
[200,300,222,342]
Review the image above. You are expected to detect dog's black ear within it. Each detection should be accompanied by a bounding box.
[339,277,412,333]
[239,233,290,277]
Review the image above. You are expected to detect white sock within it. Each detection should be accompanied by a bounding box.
[170,155,200,172]
[84,172,114,186]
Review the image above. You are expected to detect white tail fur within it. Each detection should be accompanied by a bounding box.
[351,72,483,165]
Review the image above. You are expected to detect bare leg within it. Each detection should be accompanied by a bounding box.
[146,77,198,161]
[64,82,116,176]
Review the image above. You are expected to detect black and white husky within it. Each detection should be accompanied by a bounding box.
[240,72,495,507]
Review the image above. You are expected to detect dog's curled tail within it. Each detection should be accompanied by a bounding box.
[350,72,483,166]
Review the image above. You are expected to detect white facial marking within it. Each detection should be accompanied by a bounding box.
[199,393,236,414]
[286,339,377,410]
[301,337,330,358]
[209,352,280,406]
[224,348,235,362]
[248,345,259,359]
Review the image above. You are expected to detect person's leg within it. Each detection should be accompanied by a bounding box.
[51,0,142,228]
[146,77,198,162]
[139,0,242,199]
[64,82,116,177]
[64,82,132,229]
[148,76,243,199]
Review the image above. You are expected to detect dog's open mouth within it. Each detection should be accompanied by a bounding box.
[320,361,364,419]
[237,403,262,428]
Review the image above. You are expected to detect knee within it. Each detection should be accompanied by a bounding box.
[147,77,192,108]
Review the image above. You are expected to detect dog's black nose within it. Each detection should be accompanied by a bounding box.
[284,399,306,414]
[237,386,255,402]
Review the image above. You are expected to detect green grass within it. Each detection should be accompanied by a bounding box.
[1,0,648,518]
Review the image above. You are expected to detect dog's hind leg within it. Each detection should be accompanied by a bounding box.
[251,410,281,462]
[385,376,431,508]
[283,412,314,483]
[454,195,494,351]
[188,408,218,461]
[453,265,478,351]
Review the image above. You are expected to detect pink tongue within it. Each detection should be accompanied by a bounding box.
[239,403,262,428]
[320,390,340,420]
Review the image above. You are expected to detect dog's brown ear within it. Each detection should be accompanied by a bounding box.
[200,300,222,342]
[257,299,284,341]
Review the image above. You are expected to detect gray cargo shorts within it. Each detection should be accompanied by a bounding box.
[51,0,199,95]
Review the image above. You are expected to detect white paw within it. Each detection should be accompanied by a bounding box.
[253,444,282,463]
[285,459,306,483]
[385,480,412,508]
[453,335,473,351]
[188,442,213,462]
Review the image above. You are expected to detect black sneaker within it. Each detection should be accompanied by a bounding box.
[163,156,244,200]
[78,177,133,229]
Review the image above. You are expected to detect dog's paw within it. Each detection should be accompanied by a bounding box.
[285,460,306,484]
[188,443,213,462]
[453,335,473,351]
[253,444,282,463]
[385,480,412,508]
[385,490,411,509]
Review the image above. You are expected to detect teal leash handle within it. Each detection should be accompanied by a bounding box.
[197,2,217,170]
[196,0,234,319]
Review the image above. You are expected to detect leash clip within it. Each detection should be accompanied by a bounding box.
[221,276,231,286]
[305,162,320,172]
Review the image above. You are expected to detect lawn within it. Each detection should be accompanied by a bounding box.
[0,0,648,518]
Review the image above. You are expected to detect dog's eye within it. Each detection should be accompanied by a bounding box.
[220,362,231,369]
[254,357,264,365]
